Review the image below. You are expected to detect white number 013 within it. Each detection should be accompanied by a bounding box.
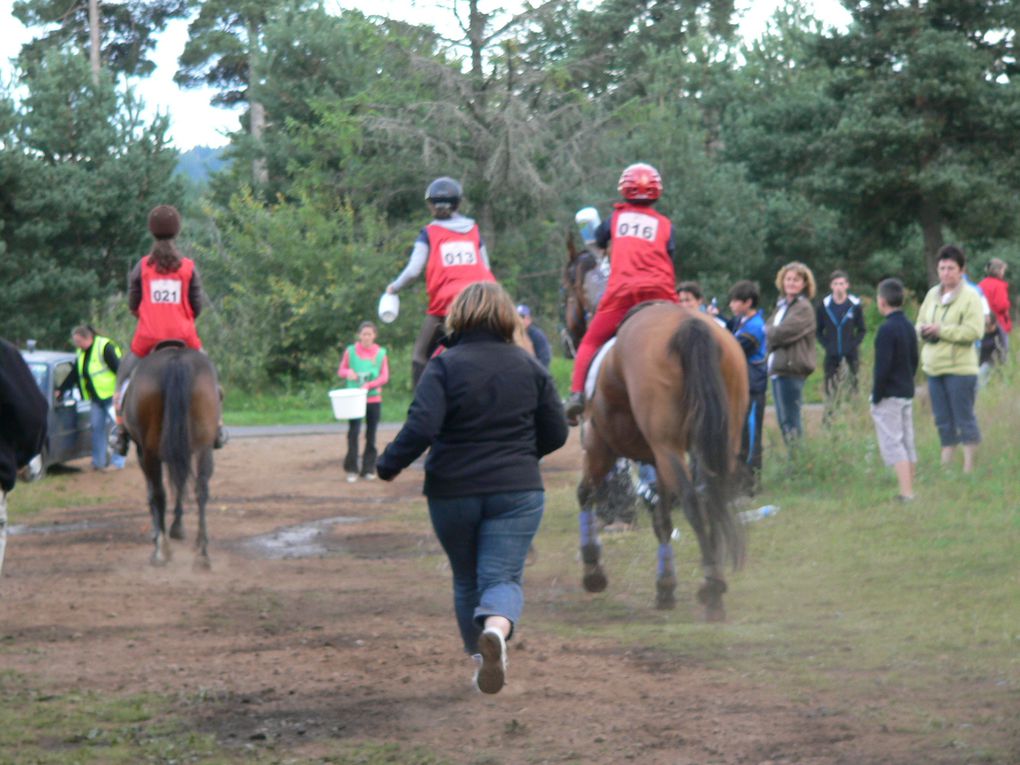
[439,241,478,267]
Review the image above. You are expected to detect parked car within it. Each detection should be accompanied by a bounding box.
[19,345,93,479]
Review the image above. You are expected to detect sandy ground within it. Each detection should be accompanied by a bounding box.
[0,429,1010,764]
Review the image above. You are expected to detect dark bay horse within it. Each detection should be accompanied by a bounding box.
[123,346,220,568]
[561,234,605,359]
[577,303,749,619]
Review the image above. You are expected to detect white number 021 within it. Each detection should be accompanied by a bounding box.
[614,212,658,241]
[149,278,182,304]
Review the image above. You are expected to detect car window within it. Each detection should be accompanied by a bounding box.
[27,362,48,393]
[53,362,73,399]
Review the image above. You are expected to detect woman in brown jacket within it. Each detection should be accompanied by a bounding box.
[766,262,818,445]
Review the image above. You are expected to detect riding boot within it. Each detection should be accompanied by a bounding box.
[564,391,585,426]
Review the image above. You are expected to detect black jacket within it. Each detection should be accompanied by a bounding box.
[871,311,919,404]
[0,339,48,492]
[816,294,866,359]
[376,330,568,498]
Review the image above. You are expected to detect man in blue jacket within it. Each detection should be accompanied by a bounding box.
[817,270,866,399]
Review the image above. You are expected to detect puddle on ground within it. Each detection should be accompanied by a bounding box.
[238,516,366,559]
[8,519,120,537]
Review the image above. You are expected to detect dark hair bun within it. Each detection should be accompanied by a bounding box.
[148,205,181,240]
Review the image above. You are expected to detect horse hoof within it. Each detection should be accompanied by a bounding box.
[150,553,168,567]
[192,556,212,572]
[169,521,184,541]
[656,578,677,610]
[583,565,608,593]
[655,591,676,610]
[704,604,726,623]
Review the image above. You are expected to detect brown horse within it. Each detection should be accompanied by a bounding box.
[123,345,220,568]
[577,303,749,619]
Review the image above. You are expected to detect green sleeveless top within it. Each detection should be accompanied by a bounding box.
[345,344,386,400]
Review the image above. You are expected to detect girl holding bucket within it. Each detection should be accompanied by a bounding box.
[338,321,389,482]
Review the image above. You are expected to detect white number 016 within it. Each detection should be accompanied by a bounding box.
[614,212,658,241]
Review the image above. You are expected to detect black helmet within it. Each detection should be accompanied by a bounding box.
[425,176,462,209]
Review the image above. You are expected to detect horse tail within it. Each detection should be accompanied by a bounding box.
[669,317,745,569]
[160,354,193,504]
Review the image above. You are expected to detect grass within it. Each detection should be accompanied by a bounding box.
[0,670,454,764]
[6,472,111,522]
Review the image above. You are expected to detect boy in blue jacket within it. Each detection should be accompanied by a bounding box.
[727,280,767,494]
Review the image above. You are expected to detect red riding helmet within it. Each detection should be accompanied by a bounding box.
[617,163,662,201]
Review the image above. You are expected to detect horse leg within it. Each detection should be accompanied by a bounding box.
[169,495,184,540]
[643,452,684,609]
[676,456,727,622]
[578,429,615,593]
[143,454,171,566]
[192,448,213,571]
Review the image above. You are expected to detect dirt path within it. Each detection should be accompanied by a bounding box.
[0,432,979,764]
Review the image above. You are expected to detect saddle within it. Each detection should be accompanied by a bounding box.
[584,300,674,400]
[153,339,188,352]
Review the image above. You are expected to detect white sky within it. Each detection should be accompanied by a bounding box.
[0,0,851,150]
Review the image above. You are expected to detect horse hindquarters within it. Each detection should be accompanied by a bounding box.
[668,319,746,620]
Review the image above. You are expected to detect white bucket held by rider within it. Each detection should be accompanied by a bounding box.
[575,206,601,245]
[378,292,399,324]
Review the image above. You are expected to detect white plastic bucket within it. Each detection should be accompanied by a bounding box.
[378,292,400,324]
[574,206,601,244]
[329,388,368,420]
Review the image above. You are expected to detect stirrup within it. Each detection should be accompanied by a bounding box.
[564,392,585,426]
[109,425,129,457]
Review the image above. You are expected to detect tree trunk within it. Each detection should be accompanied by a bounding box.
[919,195,944,286]
[250,100,268,187]
[247,20,268,188]
[88,0,101,85]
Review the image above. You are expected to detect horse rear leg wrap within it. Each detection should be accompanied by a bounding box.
[655,542,677,610]
[578,508,607,593]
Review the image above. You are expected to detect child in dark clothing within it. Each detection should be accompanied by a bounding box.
[870,278,920,501]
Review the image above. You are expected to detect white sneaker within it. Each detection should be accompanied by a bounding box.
[362,473,376,481]
[346,473,358,483]
[474,628,507,694]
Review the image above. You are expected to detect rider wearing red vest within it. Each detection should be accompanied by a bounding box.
[110,205,225,454]
[564,163,679,425]
[386,177,496,386]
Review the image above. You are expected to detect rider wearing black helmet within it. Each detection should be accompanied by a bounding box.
[387,177,496,386]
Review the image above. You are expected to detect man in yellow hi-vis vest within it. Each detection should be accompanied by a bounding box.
[62,326,126,470]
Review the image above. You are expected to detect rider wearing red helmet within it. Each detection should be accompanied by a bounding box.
[564,163,679,424]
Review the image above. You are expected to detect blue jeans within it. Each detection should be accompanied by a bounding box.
[927,375,981,446]
[427,490,544,654]
[772,376,805,444]
[90,397,125,469]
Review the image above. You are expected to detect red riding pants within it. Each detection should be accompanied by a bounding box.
[570,286,678,393]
